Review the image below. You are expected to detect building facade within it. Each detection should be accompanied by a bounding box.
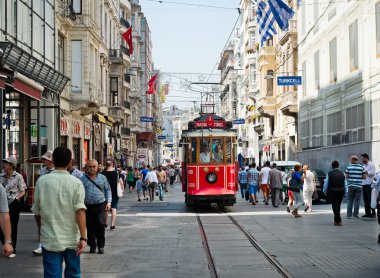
[298,0,380,171]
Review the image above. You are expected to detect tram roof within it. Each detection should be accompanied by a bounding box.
[181,129,237,137]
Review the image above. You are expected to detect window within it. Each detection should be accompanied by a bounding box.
[326,111,342,146]
[376,2,380,57]
[300,120,310,149]
[371,98,380,139]
[110,77,118,106]
[71,40,82,92]
[72,0,82,14]
[349,20,358,71]
[311,116,323,147]
[267,70,274,96]
[314,51,320,90]
[329,38,337,83]
[18,2,31,47]
[345,103,365,143]
[58,34,65,74]
[302,61,307,96]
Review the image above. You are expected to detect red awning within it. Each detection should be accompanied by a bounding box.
[13,79,42,100]
[137,132,155,141]
[0,79,5,89]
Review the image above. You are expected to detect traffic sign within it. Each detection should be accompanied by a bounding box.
[140,117,154,123]
[165,144,174,148]
[277,76,302,86]
[233,118,245,125]
[157,135,166,140]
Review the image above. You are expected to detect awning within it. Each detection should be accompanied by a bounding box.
[137,132,155,141]
[94,113,106,124]
[13,78,42,101]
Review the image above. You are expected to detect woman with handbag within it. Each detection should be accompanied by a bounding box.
[289,164,303,218]
[102,160,121,230]
[302,165,316,212]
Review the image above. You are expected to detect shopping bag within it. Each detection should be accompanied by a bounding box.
[371,188,378,209]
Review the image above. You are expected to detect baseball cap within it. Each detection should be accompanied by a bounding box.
[2,157,17,168]
[42,150,53,161]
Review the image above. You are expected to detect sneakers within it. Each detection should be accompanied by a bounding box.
[110,226,116,230]
[287,207,290,213]
[265,201,268,205]
[33,247,42,255]
[98,248,104,254]
[304,206,309,212]
[8,254,16,258]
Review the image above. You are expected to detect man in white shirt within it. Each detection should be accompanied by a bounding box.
[200,142,213,163]
[145,167,159,202]
[361,154,376,218]
[259,161,271,205]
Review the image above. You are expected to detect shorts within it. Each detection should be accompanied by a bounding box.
[248,184,258,195]
[111,197,119,209]
[288,190,293,198]
[142,185,148,191]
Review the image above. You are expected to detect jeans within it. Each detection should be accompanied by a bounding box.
[270,188,281,207]
[0,199,20,253]
[239,183,247,198]
[42,247,80,278]
[347,186,362,217]
[362,184,376,216]
[158,183,165,200]
[329,189,344,223]
[85,203,105,250]
[293,191,303,209]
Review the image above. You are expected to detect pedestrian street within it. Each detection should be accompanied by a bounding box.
[0,182,379,278]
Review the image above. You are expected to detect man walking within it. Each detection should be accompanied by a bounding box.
[247,163,260,205]
[323,161,346,226]
[169,166,175,186]
[32,146,87,277]
[81,160,111,254]
[145,167,159,202]
[268,163,283,207]
[238,167,248,199]
[40,150,54,176]
[259,161,271,205]
[345,156,366,219]
[0,185,13,257]
[361,154,376,218]
[156,166,166,201]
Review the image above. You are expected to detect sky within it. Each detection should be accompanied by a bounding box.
[139,0,241,110]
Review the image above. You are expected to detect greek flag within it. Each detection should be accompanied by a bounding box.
[257,0,277,46]
[268,0,295,31]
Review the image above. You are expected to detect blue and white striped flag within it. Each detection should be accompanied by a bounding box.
[268,0,295,31]
[257,0,277,46]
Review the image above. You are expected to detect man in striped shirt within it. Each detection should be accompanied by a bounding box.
[345,156,367,218]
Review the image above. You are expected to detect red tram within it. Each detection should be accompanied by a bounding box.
[180,114,238,207]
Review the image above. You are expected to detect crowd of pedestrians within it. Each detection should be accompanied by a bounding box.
[238,154,380,240]
[0,144,180,276]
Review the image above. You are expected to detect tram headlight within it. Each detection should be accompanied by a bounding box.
[206,172,217,184]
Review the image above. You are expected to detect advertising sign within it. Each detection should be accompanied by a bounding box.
[233,118,245,125]
[277,76,302,86]
[140,117,154,123]
[157,135,166,140]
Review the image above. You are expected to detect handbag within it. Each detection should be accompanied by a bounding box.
[116,172,124,198]
[371,188,378,209]
[312,190,318,200]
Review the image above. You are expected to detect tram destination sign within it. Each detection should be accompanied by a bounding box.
[277,76,302,86]
[233,118,245,125]
[140,117,154,123]
[195,121,226,128]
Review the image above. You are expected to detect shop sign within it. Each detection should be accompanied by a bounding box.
[60,118,69,136]
[72,119,81,138]
[84,122,91,140]
[94,123,101,149]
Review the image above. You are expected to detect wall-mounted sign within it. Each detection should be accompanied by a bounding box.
[140,117,154,123]
[72,119,81,138]
[84,122,91,140]
[157,135,166,140]
[60,118,69,136]
[277,76,302,86]
[233,118,245,125]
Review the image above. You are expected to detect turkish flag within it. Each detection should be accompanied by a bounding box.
[147,73,158,94]
[122,27,133,55]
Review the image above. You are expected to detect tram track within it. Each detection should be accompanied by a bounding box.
[196,208,292,278]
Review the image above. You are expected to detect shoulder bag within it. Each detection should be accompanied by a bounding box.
[288,177,301,192]
[116,171,124,198]
[84,175,104,193]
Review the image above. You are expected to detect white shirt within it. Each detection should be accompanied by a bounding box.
[303,170,315,191]
[362,161,375,185]
[260,167,271,184]
[145,171,159,183]
[200,152,213,163]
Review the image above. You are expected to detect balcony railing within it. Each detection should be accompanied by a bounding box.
[123,100,131,110]
[120,17,130,29]
[124,73,131,83]
[109,49,121,58]
[121,127,131,136]
[120,45,130,56]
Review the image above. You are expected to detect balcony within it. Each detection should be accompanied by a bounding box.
[123,100,131,110]
[109,48,130,66]
[279,90,298,118]
[121,127,131,137]
[278,20,297,46]
[256,96,276,118]
[258,46,276,67]
[120,0,131,11]
[108,106,125,121]
[120,18,130,29]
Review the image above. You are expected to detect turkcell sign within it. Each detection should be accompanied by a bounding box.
[157,135,166,140]
[233,118,245,125]
[277,76,302,86]
[140,117,154,123]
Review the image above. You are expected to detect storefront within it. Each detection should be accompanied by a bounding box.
[60,117,69,147]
